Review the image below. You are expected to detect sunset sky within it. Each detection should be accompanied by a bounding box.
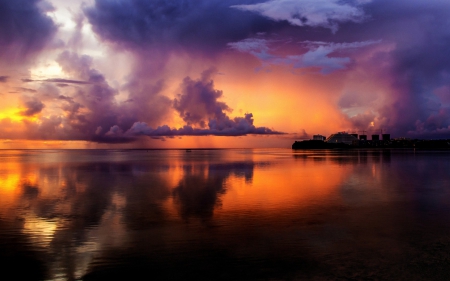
[1,0,450,148]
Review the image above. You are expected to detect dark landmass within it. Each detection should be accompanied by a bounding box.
[292,140,350,149]
[292,139,450,150]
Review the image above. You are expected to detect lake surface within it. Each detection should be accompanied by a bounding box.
[1,149,450,280]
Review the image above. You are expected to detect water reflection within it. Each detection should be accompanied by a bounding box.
[173,162,255,221]
[0,149,450,280]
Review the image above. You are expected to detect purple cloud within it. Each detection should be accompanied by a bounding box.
[21,98,45,116]
[125,112,282,138]
[18,50,281,142]
[0,0,57,60]
[23,78,92,85]
[174,68,231,128]
[342,0,450,138]
[83,0,281,56]
[229,39,380,74]
[231,0,369,33]
[110,69,283,140]
[4,0,450,143]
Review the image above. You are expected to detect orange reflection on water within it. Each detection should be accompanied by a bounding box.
[220,157,353,214]
[0,170,21,211]
[0,161,35,212]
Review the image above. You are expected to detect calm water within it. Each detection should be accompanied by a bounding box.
[1,149,450,280]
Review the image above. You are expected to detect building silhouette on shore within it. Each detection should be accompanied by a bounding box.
[292,131,449,149]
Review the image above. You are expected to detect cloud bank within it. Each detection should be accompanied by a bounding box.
[1,0,450,146]
[107,68,282,140]
[16,52,281,142]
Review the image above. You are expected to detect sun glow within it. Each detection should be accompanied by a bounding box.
[0,108,26,122]
[0,108,40,123]
[30,61,64,80]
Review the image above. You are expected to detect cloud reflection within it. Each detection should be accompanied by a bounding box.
[1,150,450,280]
[173,161,256,221]
[0,150,262,279]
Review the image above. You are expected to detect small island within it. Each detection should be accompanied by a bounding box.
[292,132,450,150]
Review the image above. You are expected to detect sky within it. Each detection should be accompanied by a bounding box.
[0,0,450,148]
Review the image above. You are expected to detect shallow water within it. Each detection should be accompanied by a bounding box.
[1,149,450,280]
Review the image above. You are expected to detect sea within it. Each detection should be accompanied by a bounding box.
[1,148,450,280]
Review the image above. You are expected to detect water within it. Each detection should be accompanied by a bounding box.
[1,149,450,280]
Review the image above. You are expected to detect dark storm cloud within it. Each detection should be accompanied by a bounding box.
[356,0,450,137]
[83,0,282,55]
[21,98,45,116]
[0,0,57,59]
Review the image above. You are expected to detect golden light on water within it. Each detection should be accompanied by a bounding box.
[221,159,350,213]
[0,172,21,209]
[0,161,41,212]
[22,215,58,247]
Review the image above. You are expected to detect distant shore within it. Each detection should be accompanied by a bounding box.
[292,139,450,150]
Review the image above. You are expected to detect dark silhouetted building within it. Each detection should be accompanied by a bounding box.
[382,134,391,141]
[372,134,380,141]
[313,134,326,141]
[325,132,358,145]
[359,135,367,140]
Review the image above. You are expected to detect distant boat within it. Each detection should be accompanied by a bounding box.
[186,149,192,152]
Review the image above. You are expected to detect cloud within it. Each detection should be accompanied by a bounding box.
[23,78,92,85]
[344,0,450,138]
[229,38,380,74]
[27,50,172,143]
[226,38,270,54]
[0,0,57,60]
[411,108,450,138]
[21,98,45,116]
[231,0,369,33]
[118,69,283,139]
[6,0,450,143]
[338,91,378,109]
[83,0,279,56]
[17,87,37,93]
[124,113,282,138]
[45,78,91,85]
[16,50,280,142]
[173,68,231,128]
